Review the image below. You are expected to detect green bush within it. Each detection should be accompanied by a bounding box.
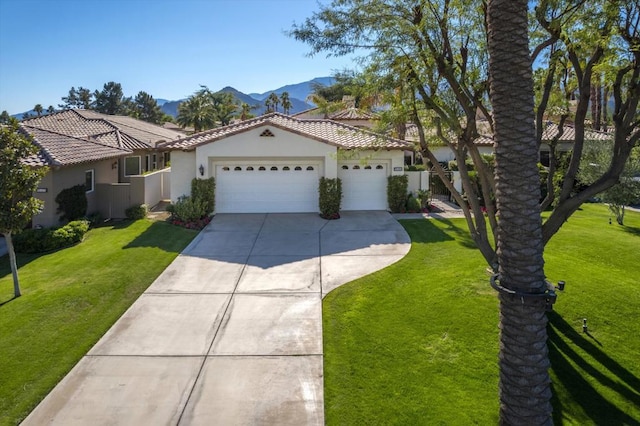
[405,164,426,171]
[319,177,342,219]
[406,194,421,212]
[170,195,207,223]
[14,220,90,253]
[125,204,148,220]
[55,185,88,222]
[387,175,408,213]
[417,189,431,209]
[191,177,215,215]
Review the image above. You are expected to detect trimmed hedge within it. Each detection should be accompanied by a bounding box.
[125,204,148,220]
[319,177,342,219]
[55,185,88,222]
[13,220,90,253]
[387,175,409,213]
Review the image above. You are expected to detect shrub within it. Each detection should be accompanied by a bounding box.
[406,194,421,213]
[14,220,90,253]
[319,177,342,219]
[125,204,148,220]
[171,195,207,223]
[405,164,426,171]
[55,185,88,222]
[191,177,215,215]
[416,189,431,210]
[387,175,408,213]
[85,212,103,226]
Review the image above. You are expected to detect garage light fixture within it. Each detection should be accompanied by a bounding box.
[199,164,204,176]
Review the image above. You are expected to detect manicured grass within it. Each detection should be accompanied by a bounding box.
[0,220,197,425]
[323,204,640,425]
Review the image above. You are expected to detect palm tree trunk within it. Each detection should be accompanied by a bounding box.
[487,0,552,424]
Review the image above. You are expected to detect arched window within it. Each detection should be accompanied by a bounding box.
[341,165,349,169]
[222,166,230,171]
[294,166,302,171]
[364,165,372,169]
[376,165,384,170]
[246,166,254,171]
[306,166,314,171]
[353,165,360,170]
[234,166,242,171]
[259,166,266,171]
[283,166,290,171]
[270,166,278,171]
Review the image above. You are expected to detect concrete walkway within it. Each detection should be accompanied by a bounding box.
[22,211,410,425]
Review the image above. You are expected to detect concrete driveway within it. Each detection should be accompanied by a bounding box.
[22,211,410,425]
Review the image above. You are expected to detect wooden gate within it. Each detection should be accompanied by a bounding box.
[429,170,453,201]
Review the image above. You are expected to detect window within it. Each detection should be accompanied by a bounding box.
[306,166,314,171]
[246,166,254,171]
[376,165,384,170]
[353,165,360,170]
[163,152,171,167]
[259,166,266,171]
[270,166,278,171]
[222,166,230,171]
[85,169,94,193]
[234,166,242,171]
[124,156,141,176]
[364,165,372,169]
[341,165,349,169]
[283,166,290,171]
[294,166,302,171]
[145,155,151,172]
[152,154,157,170]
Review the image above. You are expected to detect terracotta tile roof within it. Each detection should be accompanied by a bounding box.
[329,107,379,120]
[20,126,131,167]
[540,122,612,142]
[161,113,412,151]
[21,109,185,151]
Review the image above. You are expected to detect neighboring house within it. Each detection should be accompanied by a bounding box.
[20,109,185,228]
[161,113,411,213]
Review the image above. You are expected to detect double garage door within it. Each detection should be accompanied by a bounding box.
[215,163,320,213]
[215,161,389,213]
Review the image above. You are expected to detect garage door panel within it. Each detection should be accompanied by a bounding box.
[216,165,319,213]
[339,163,388,210]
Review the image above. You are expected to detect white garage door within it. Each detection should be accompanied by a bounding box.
[215,163,320,213]
[339,163,388,210]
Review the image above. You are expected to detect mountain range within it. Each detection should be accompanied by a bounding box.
[11,77,335,120]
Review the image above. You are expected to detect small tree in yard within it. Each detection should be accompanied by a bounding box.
[0,120,48,297]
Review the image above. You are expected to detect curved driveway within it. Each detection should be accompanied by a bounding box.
[23,211,410,425]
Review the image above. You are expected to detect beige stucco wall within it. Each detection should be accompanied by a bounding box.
[32,159,118,228]
[170,150,196,202]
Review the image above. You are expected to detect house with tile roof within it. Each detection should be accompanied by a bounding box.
[20,109,185,227]
[161,113,412,212]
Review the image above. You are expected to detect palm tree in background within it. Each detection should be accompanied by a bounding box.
[280,91,292,114]
[47,105,55,114]
[239,103,256,121]
[266,92,280,113]
[33,104,43,117]
[487,0,552,423]
[177,95,216,133]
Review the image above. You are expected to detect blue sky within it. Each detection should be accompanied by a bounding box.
[0,0,355,114]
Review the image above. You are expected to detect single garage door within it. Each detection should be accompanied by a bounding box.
[215,163,320,213]
[339,162,388,210]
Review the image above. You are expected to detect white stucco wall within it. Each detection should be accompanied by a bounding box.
[170,150,196,202]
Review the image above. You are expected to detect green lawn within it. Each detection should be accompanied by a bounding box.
[0,220,197,425]
[323,204,640,425]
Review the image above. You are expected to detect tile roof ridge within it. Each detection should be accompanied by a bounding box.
[21,124,131,154]
[18,126,59,166]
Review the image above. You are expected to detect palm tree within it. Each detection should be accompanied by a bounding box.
[487,0,552,424]
[239,103,256,121]
[176,94,216,133]
[33,104,43,117]
[280,91,292,114]
[47,105,55,114]
[267,92,280,113]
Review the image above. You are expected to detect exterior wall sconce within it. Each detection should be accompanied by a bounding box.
[112,161,118,169]
[199,164,205,176]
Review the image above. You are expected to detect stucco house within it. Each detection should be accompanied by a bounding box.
[20,109,185,227]
[161,113,412,213]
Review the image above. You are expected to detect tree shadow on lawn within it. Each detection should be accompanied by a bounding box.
[548,311,640,424]
[402,218,477,249]
[122,221,197,252]
[622,225,640,237]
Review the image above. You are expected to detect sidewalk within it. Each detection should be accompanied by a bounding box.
[392,199,466,220]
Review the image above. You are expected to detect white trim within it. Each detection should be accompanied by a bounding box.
[85,169,95,193]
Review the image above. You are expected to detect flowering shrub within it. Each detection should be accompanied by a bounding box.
[170,215,211,230]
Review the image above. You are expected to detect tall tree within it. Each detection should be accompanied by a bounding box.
[59,86,78,110]
[266,92,280,113]
[0,120,48,297]
[239,102,256,121]
[93,81,127,115]
[488,0,551,423]
[77,87,93,110]
[280,91,292,114]
[133,91,164,124]
[33,104,43,117]
[0,110,10,124]
[176,94,216,133]
[46,105,55,114]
